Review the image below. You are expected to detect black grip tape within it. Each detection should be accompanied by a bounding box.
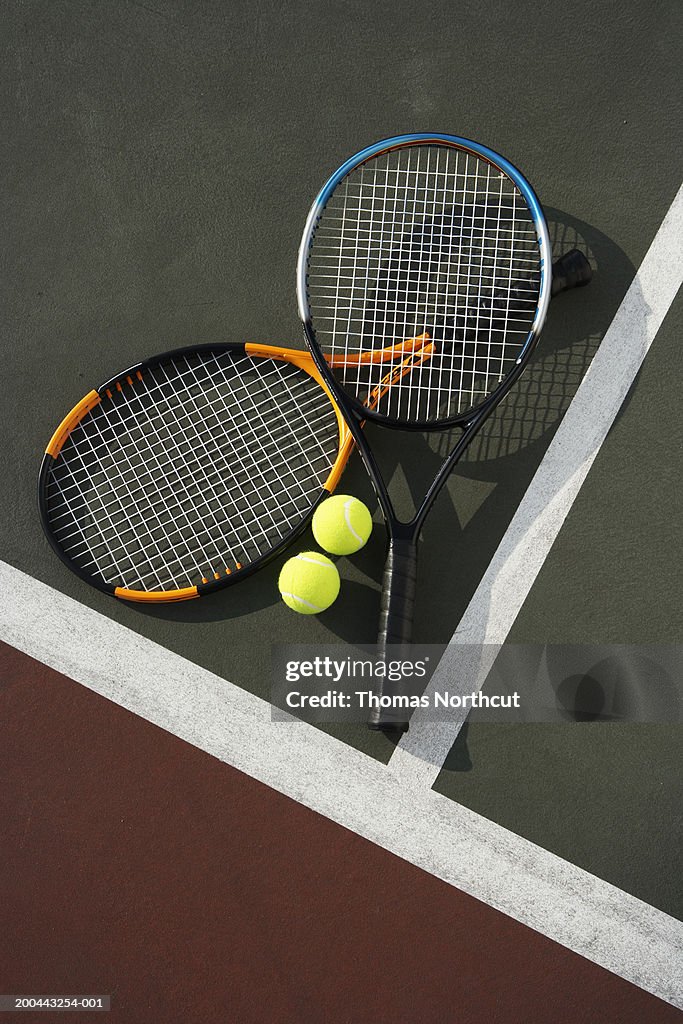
[369,536,417,732]
[551,249,593,296]
[377,538,417,647]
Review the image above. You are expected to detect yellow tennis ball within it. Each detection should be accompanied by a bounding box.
[278,551,340,614]
[312,494,373,556]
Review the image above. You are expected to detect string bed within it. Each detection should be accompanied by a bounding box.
[45,350,340,592]
[306,144,541,424]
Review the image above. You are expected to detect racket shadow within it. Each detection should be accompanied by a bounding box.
[326,213,644,758]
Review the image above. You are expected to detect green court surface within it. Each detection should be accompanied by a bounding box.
[2,0,682,955]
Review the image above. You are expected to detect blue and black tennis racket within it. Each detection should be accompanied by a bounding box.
[297,133,592,731]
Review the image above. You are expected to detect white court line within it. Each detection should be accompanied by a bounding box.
[1,560,682,1008]
[391,181,683,786]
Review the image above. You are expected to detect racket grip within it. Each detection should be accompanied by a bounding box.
[370,535,418,732]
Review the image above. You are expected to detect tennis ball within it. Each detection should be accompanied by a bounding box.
[278,551,340,614]
[312,494,373,556]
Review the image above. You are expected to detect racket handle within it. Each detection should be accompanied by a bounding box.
[551,249,593,296]
[370,535,418,732]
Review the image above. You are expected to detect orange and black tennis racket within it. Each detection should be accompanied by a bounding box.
[39,338,431,602]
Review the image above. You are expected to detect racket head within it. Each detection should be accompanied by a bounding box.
[38,343,348,602]
[298,133,553,430]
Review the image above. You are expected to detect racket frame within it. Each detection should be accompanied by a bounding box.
[38,339,431,603]
[297,133,553,432]
[297,134,588,730]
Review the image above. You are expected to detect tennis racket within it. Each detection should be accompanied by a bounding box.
[38,337,432,602]
[297,133,592,731]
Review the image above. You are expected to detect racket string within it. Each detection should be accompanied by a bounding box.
[46,351,340,591]
[306,144,540,423]
[48,376,335,589]
[51,364,337,506]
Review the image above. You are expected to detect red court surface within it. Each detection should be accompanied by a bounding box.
[1,642,680,1024]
